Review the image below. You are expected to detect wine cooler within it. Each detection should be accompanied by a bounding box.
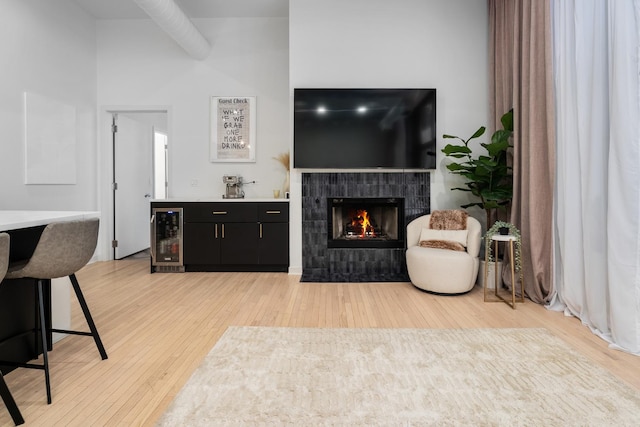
[150,207,184,272]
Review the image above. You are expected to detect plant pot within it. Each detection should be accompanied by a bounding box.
[478,260,503,290]
[499,227,509,235]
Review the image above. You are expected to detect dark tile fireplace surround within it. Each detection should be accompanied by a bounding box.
[301,172,430,282]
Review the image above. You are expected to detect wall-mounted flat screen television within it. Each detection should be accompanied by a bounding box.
[293,88,436,169]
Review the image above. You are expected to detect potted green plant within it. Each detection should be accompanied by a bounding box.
[442,109,514,288]
[441,108,514,227]
[484,221,522,274]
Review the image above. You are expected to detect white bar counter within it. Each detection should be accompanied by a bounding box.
[0,210,100,344]
[0,210,100,232]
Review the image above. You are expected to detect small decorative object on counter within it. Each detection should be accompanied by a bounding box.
[222,175,245,199]
[273,151,290,193]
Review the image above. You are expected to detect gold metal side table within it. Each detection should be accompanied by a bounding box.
[483,234,524,309]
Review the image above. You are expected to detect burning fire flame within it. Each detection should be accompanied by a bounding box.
[352,209,375,237]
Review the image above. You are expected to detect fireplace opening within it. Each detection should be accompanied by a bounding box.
[328,197,405,248]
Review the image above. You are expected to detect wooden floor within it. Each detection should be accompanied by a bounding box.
[1,258,639,426]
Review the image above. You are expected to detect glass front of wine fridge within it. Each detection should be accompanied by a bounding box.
[151,207,184,272]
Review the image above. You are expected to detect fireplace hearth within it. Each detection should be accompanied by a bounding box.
[301,172,430,283]
[328,197,404,248]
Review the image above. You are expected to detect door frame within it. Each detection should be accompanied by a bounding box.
[98,106,172,261]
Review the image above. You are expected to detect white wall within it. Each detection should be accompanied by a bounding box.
[0,0,98,212]
[288,0,490,273]
[0,0,98,335]
[97,17,290,199]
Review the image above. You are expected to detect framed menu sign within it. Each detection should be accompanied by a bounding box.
[210,96,256,162]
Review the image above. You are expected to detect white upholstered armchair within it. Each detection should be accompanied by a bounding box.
[405,214,481,294]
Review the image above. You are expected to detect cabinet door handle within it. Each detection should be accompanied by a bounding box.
[213,211,227,215]
[150,215,156,260]
[265,210,281,214]
[215,224,218,239]
[260,223,263,239]
[222,224,225,239]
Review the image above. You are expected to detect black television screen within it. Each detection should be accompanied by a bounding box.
[293,88,436,169]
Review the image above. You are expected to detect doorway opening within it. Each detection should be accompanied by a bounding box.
[153,129,168,200]
[107,110,169,260]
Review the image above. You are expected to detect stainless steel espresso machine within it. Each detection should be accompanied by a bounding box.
[222,175,245,198]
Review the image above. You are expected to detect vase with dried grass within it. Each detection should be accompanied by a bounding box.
[273,151,290,194]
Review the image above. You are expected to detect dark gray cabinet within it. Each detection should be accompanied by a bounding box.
[183,223,219,265]
[153,201,288,272]
[258,203,289,266]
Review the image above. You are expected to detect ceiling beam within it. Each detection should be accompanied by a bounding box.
[132,0,211,60]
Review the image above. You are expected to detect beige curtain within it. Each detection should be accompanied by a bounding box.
[488,0,555,303]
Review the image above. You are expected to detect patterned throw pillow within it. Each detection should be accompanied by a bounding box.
[419,228,468,247]
[419,239,466,251]
[418,210,469,251]
[429,209,468,230]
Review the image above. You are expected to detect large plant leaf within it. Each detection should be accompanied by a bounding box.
[442,144,472,156]
[445,163,472,172]
[501,108,514,131]
[475,156,498,168]
[481,200,502,209]
[486,131,511,153]
[480,187,512,201]
[460,201,484,209]
[468,126,486,140]
[442,135,466,145]
[442,127,485,143]
[450,187,472,193]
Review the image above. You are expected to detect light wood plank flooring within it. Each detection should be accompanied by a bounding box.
[1,258,639,426]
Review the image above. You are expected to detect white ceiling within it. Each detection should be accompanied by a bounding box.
[72,0,289,19]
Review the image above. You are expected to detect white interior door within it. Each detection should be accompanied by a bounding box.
[113,113,153,259]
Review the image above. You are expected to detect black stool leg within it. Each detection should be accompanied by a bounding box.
[0,372,24,425]
[37,280,52,404]
[68,274,108,360]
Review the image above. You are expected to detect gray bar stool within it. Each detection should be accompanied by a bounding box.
[0,233,25,425]
[4,218,107,404]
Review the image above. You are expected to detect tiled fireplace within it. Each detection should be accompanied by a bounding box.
[301,172,430,282]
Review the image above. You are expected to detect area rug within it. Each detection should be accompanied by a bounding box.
[156,327,640,426]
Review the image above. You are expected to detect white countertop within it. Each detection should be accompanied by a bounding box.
[0,210,100,232]
[150,198,289,203]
